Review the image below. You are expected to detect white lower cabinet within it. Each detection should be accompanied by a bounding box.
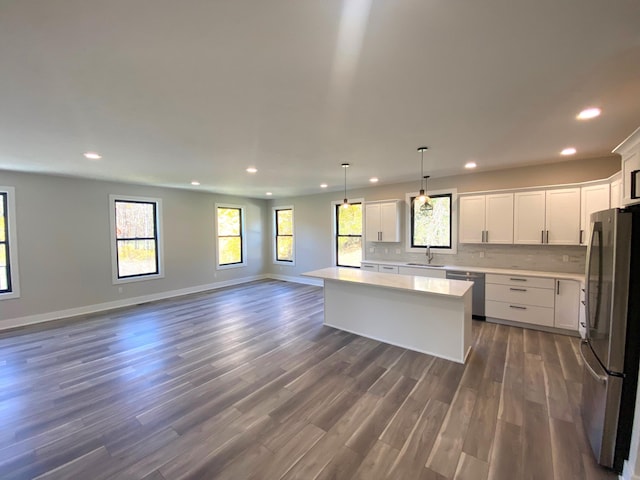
[379,265,399,274]
[397,266,446,278]
[485,274,580,331]
[485,274,555,327]
[554,279,580,330]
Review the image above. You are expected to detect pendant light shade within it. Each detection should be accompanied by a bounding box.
[415,147,433,211]
[341,163,350,208]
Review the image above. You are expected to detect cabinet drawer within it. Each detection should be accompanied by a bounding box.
[486,273,554,289]
[486,283,555,308]
[361,263,379,272]
[379,265,399,274]
[486,300,554,327]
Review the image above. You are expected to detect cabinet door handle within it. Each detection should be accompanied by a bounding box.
[546,230,550,244]
[632,170,640,200]
[509,288,527,292]
[485,230,489,243]
[509,305,527,310]
[580,229,583,244]
[557,280,560,295]
[541,230,544,244]
[509,277,527,282]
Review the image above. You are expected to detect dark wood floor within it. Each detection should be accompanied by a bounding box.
[0,280,617,479]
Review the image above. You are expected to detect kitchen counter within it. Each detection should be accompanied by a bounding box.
[303,267,473,298]
[361,260,584,282]
[303,267,472,363]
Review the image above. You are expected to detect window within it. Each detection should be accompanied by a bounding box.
[0,187,19,299]
[335,202,362,267]
[110,195,163,282]
[410,193,453,249]
[274,207,294,264]
[216,204,246,268]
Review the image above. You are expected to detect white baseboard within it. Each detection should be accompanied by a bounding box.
[267,273,323,287]
[0,274,268,332]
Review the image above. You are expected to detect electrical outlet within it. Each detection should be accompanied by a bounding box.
[479,251,485,258]
[562,255,569,262]
[118,287,123,294]
[369,247,375,253]
[384,248,389,254]
[395,249,401,254]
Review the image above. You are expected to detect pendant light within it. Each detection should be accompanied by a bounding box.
[415,147,433,211]
[341,163,350,208]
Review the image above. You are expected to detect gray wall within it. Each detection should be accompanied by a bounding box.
[0,170,267,323]
[266,155,620,277]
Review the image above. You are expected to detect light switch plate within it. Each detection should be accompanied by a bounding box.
[479,251,485,258]
[562,255,569,262]
[395,249,401,254]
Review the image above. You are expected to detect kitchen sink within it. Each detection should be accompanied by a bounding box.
[406,263,445,267]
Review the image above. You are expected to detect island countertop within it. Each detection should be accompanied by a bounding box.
[303,267,474,298]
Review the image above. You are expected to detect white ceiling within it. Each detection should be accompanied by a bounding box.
[0,1,639,198]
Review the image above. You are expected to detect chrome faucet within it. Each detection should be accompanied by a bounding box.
[425,245,434,264]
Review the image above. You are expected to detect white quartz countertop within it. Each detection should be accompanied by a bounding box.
[361,260,584,282]
[303,267,474,298]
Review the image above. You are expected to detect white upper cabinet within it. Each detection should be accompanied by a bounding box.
[459,193,513,244]
[545,188,581,244]
[614,126,640,206]
[485,193,514,243]
[514,188,580,245]
[514,191,546,244]
[459,195,486,243]
[365,200,401,242]
[610,173,622,209]
[580,183,610,245]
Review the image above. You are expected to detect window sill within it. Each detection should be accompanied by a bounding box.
[113,272,165,285]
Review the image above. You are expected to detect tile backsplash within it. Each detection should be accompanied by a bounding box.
[365,243,586,274]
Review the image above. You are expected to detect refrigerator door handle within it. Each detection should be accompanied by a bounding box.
[580,340,608,384]
[584,221,598,341]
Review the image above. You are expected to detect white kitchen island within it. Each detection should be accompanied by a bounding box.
[304,267,473,364]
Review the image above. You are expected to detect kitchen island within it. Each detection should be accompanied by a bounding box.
[303,267,473,363]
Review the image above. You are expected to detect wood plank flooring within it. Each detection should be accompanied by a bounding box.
[0,280,618,479]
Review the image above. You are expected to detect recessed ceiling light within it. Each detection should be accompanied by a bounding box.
[83,152,102,160]
[320,183,328,188]
[577,107,601,120]
[464,161,477,169]
[246,167,258,173]
[369,177,379,183]
[266,192,273,196]
[561,147,577,156]
[191,181,200,186]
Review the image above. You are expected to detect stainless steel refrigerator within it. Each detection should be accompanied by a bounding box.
[581,206,640,473]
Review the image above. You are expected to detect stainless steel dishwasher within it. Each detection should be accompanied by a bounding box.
[445,270,485,320]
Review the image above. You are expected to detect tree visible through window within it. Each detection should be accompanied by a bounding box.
[411,193,452,248]
[115,200,160,278]
[0,192,12,292]
[217,206,243,266]
[336,203,362,267]
[275,208,293,263]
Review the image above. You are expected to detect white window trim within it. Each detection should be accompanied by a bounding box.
[109,194,165,285]
[331,197,364,267]
[0,186,20,300]
[273,205,295,266]
[215,203,247,270]
[405,189,458,254]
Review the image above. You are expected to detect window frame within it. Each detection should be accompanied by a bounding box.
[332,198,364,268]
[215,203,247,269]
[405,189,458,254]
[273,206,295,265]
[109,194,164,284]
[0,186,20,300]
